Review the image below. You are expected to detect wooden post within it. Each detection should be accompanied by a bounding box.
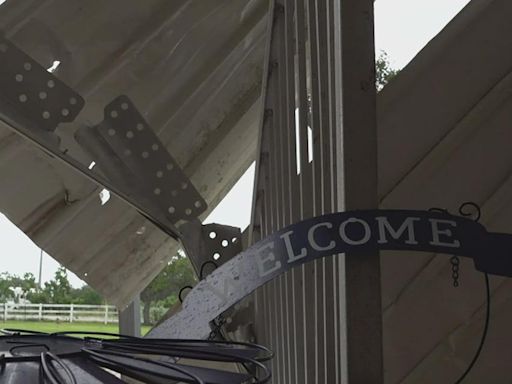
[119,295,141,337]
[333,0,383,381]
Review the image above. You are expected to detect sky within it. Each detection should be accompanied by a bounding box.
[374,0,471,68]
[0,0,471,288]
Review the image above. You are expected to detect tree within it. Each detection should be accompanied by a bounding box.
[71,285,103,305]
[0,272,15,302]
[0,272,38,302]
[42,267,73,303]
[25,267,104,305]
[16,273,38,294]
[376,51,399,91]
[140,253,197,325]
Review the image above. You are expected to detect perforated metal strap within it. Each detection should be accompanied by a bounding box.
[202,223,242,264]
[78,95,207,224]
[0,35,84,132]
[0,38,180,238]
[181,221,243,277]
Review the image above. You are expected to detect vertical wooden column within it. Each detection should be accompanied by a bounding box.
[119,295,141,337]
[250,0,382,382]
[333,0,383,382]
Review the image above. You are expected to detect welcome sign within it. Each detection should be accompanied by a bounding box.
[148,209,512,339]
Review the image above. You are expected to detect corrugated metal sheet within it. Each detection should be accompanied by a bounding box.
[0,0,268,307]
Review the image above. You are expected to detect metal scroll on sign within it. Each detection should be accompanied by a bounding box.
[149,209,512,339]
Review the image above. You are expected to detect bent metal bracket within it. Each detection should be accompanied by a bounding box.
[148,209,512,340]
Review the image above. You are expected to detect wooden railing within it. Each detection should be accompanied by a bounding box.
[0,303,118,324]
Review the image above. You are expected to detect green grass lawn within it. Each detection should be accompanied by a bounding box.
[0,320,151,336]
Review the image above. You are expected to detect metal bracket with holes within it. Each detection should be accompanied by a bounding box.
[0,34,84,146]
[180,220,243,277]
[203,223,242,263]
[76,95,207,225]
[0,37,181,239]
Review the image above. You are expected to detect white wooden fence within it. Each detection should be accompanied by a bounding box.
[0,303,118,324]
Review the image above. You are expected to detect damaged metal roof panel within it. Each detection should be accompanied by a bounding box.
[0,0,267,307]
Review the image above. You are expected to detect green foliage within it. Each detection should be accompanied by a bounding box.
[140,253,197,324]
[42,266,73,303]
[0,272,15,301]
[1,267,104,305]
[376,51,400,91]
[25,290,49,304]
[14,273,38,293]
[72,285,103,305]
[0,272,38,302]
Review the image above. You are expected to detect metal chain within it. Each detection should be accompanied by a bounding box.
[453,202,482,288]
[450,256,460,287]
[430,203,482,288]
